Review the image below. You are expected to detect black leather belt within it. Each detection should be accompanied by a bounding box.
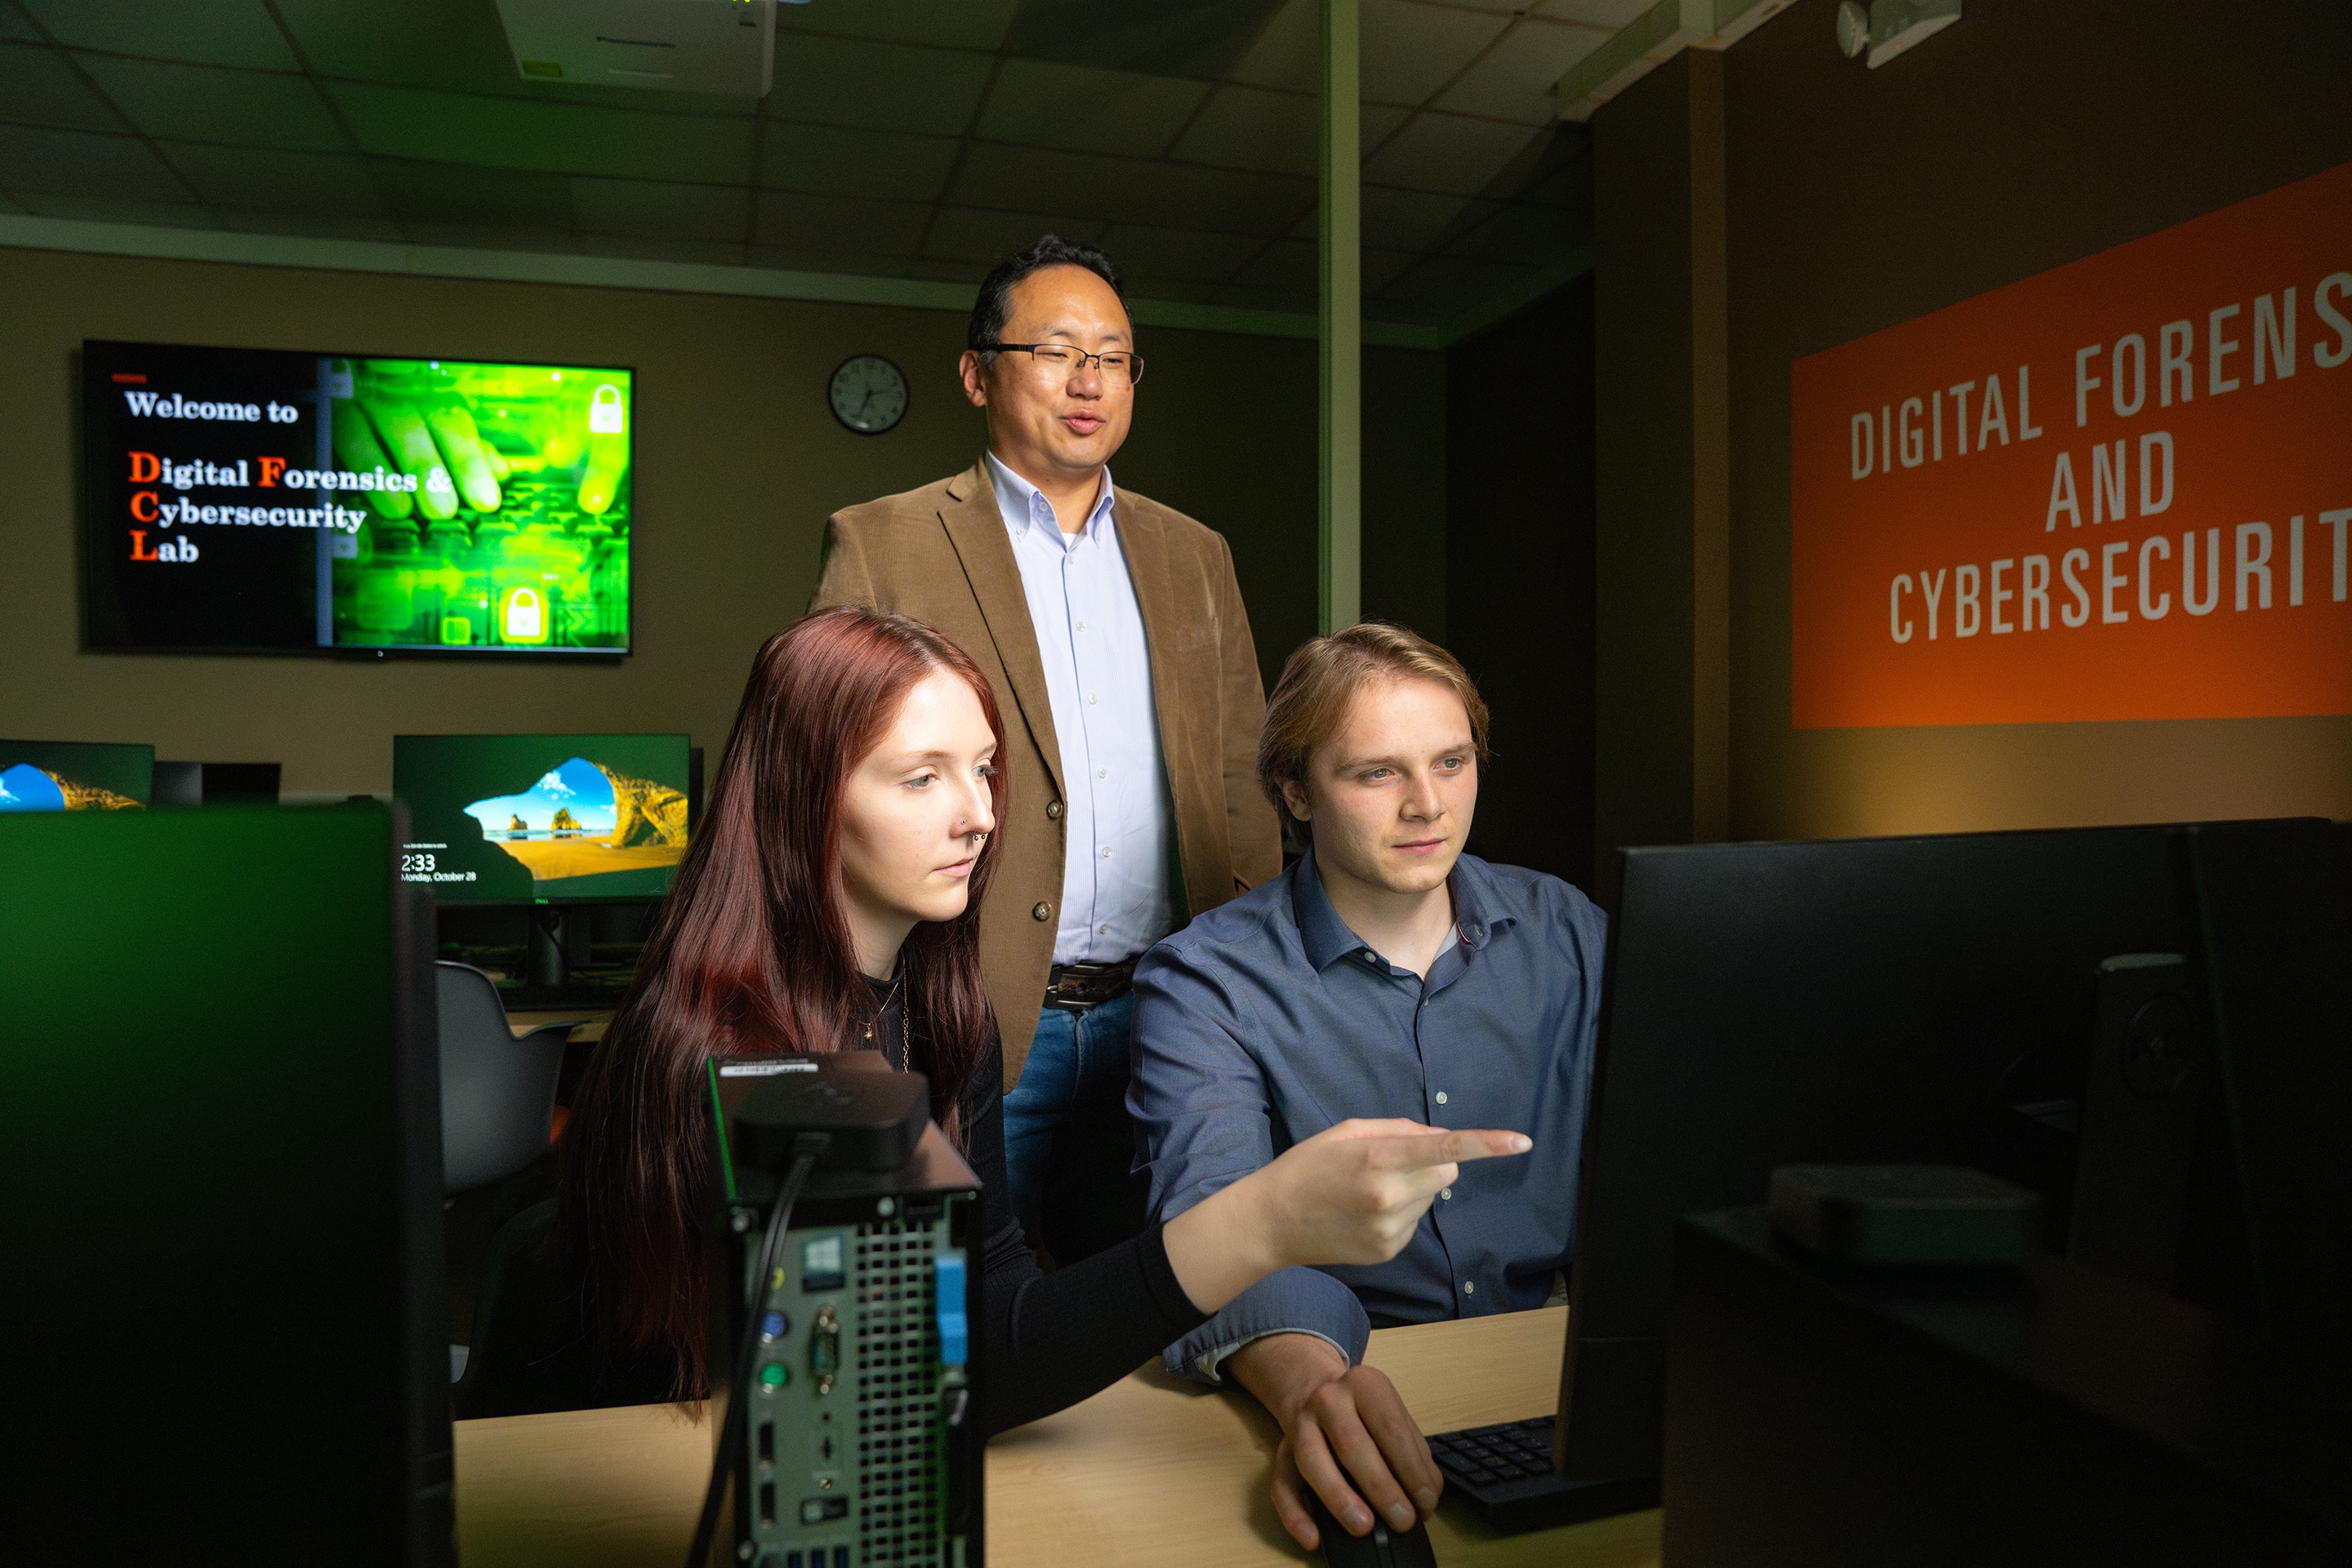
[1043,958,1138,1013]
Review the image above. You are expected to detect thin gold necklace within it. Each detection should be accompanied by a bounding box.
[862,972,912,1071]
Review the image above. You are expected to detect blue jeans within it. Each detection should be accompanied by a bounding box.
[1000,990,1138,1246]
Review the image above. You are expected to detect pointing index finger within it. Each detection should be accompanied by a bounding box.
[1371,1129,1531,1170]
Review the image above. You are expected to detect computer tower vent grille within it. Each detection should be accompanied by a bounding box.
[853,1219,944,1566]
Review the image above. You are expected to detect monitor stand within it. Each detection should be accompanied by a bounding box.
[504,906,599,1009]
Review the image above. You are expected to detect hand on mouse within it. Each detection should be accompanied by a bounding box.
[1227,1333,1440,1551]
[1162,1120,1532,1315]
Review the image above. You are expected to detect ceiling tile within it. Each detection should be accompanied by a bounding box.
[778,0,1019,51]
[76,55,348,152]
[571,177,750,242]
[0,124,187,200]
[1,42,127,132]
[1094,222,1265,286]
[770,34,996,137]
[1227,237,1316,296]
[1362,246,1419,292]
[581,234,750,267]
[217,209,407,243]
[1358,185,1475,251]
[754,189,929,255]
[162,145,391,219]
[1001,0,1287,80]
[745,243,915,278]
[0,190,25,213]
[1441,200,1589,266]
[1362,113,1537,196]
[14,191,216,228]
[1374,251,1529,306]
[1129,278,1218,305]
[1434,20,1607,126]
[973,58,1209,158]
[328,83,754,183]
[0,10,39,42]
[17,0,299,70]
[1227,0,1316,95]
[1361,0,1509,106]
[1169,85,1409,178]
[1535,0,1657,26]
[372,161,574,230]
[951,142,1314,238]
[922,205,1107,265]
[760,122,960,203]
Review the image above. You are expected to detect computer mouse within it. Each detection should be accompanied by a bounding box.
[1303,1489,1438,1568]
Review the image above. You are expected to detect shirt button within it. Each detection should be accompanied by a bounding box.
[1076,621,1087,631]
[1440,1187,1452,1200]
[1099,923,1110,934]
[1462,1281,1475,1295]
[1088,693,1098,704]
[1434,1091,1449,1105]
[1046,801,1062,820]
[1031,902,1051,921]
[1101,846,1113,858]
[1097,767,1107,778]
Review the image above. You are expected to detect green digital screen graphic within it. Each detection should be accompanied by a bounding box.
[394,733,689,903]
[83,341,635,657]
[0,740,154,811]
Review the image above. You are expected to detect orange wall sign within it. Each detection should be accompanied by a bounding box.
[1792,161,2352,728]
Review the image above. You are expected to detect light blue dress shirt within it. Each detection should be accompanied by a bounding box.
[986,452,1178,965]
[1129,849,1607,1381]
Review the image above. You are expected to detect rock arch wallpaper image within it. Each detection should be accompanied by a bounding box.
[394,733,688,902]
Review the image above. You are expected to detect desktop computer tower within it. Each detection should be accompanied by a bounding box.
[709,1058,985,1568]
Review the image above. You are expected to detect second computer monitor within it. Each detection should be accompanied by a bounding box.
[393,733,691,904]
[1557,822,2213,1494]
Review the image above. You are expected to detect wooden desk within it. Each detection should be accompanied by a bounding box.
[506,1009,612,1044]
[453,1306,1662,1568]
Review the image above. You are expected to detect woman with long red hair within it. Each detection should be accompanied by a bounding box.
[555,606,1527,1433]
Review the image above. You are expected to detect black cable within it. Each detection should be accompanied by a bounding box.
[684,1134,827,1568]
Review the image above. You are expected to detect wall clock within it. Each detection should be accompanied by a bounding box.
[829,354,908,434]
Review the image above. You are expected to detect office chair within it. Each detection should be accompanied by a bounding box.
[434,961,577,1195]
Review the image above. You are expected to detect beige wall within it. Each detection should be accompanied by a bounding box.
[0,244,1441,795]
[1597,0,2352,858]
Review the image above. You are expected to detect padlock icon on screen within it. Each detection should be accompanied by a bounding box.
[589,384,626,434]
[502,586,546,642]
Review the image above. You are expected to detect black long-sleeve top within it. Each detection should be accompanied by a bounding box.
[866,976,1207,1437]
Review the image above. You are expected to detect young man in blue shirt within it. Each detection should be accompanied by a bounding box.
[1128,623,1608,1552]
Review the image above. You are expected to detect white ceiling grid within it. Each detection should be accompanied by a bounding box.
[0,0,1601,328]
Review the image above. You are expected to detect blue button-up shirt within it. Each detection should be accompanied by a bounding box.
[987,452,1178,964]
[1129,849,1607,1379]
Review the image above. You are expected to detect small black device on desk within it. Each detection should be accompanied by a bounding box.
[1304,1490,1437,1568]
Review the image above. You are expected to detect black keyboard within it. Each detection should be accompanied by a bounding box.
[1428,1418,1660,1535]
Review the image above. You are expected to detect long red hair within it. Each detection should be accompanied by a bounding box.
[556,607,1007,1395]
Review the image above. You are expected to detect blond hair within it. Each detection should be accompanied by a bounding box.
[1256,622,1490,842]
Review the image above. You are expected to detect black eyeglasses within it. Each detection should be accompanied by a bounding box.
[980,343,1146,386]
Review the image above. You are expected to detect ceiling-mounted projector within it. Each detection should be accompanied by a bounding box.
[493,0,778,98]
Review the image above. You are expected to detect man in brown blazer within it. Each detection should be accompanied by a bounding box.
[811,235,1281,1257]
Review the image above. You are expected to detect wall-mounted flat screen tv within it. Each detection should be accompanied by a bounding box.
[83,340,634,657]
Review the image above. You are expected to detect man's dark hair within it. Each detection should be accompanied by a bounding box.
[968,234,1126,353]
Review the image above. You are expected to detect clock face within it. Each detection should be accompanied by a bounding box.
[829,354,908,434]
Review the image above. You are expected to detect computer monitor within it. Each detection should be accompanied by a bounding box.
[392,733,691,905]
[0,737,154,809]
[1548,822,2218,1517]
[4,803,450,1564]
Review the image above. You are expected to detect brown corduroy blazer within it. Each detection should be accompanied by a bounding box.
[809,459,1284,1089]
